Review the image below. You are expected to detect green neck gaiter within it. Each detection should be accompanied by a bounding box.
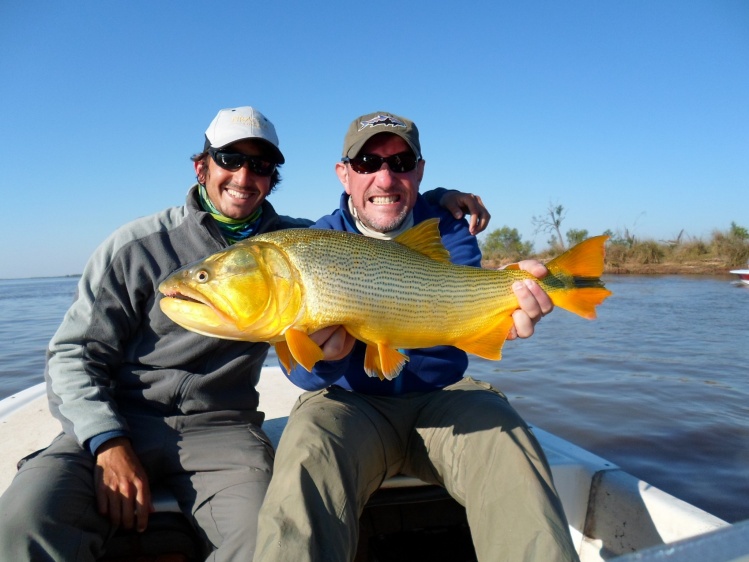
[199,183,263,245]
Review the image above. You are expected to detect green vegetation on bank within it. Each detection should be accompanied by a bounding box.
[480,206,749,274]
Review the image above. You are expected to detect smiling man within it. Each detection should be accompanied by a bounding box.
[0,107,315,562]
[191,109,289,240]
[338,114,423,234]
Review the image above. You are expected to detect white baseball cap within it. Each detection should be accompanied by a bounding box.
[203,106,284,164]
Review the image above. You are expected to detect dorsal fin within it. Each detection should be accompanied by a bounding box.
[393,218,451,264]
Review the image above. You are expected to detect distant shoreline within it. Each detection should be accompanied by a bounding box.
[481,224,749,277]
[482,260,740,276]
[602,262,737,275]
[0,274,82,281]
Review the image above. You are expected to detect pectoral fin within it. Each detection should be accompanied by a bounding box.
[456,316,515,360]
[284,328,324,373]
[274,341,296,373]
[363,343,409,381]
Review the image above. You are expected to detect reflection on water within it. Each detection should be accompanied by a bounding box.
[1,275,747,522]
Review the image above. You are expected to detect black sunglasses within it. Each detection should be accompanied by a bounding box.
[209,148,277,177]
[342,152,420,174]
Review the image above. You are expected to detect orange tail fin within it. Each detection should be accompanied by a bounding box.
[547,235,609,278]
[545,235,612,319]
[551,287,612,320]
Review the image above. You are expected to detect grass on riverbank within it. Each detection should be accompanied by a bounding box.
[481,226,749,275]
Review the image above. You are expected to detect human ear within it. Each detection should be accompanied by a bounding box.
[335,162,351,194]
[194,159,207,184]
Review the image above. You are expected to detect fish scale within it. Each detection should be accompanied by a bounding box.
[270,230,506,339]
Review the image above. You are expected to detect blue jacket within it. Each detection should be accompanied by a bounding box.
[284,192,482,395]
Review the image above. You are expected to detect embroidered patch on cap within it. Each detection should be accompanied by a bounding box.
[358,114,408,131]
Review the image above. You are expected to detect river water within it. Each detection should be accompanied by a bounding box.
[1,274,747,523]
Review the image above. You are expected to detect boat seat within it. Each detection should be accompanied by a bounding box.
[101,415,447,560]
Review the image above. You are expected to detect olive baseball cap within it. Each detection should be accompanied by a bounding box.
[342,111,421,159]
[203,106,285,164]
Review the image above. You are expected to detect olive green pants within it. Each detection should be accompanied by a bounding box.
[254,377,579,562]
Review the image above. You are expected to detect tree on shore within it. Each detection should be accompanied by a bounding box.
[532,203,567,250]
[711,221,749,266]
[479,226,533,262]
[478,201,749,271]
[566,229,589,247]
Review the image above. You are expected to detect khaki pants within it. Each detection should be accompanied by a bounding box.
[254,377,579,562]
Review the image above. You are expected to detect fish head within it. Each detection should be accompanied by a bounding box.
[158,241,303,341]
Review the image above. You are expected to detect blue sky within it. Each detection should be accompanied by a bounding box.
[1,1,747,279]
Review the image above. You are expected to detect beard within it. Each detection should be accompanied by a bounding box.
[357,205,410,233]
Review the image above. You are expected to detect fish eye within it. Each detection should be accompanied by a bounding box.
[195,270,209,283]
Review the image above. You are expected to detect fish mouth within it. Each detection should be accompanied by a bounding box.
[159,289,215,323]
[158,282,247,340]
[160,288,204,304]
[159,294,248,340]
[159,281,213,309]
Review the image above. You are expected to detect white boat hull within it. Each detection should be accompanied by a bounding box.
[730,269,749,285]
[0,367,740,561]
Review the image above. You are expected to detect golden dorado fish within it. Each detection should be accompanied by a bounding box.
[159,219,611,381]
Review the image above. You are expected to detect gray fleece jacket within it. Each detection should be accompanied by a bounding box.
[45,184,311,450]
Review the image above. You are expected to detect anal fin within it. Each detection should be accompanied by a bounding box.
[456,316,515,360]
